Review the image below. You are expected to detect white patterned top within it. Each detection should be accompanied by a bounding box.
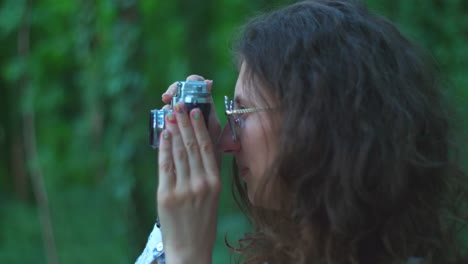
[135,221,165,264]
[135,220,425,264]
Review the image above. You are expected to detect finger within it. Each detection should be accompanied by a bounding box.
[190,108,219,180]
[174,102,204,181]
[162,82,179,104]
[162,104,171,111]
[165,111,190,185]
[158,130,175,190]
[186,74,205,82]
[203,79,216,121]
[204,80,221,140]
[205,79,213,92]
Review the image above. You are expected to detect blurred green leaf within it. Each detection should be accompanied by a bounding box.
[0,0,26,37]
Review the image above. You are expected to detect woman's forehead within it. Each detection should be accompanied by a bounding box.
[234,64,254,103]
[234,73,277,109]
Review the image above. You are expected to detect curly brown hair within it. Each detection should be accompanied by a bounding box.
[227,0,468,263]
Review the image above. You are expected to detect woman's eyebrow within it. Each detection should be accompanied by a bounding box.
[234,95,253,106]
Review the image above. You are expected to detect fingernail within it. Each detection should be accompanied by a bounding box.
[167,112,176,123]
[163,130,170,140]
[174,103,185,113]
[192,109,200,120]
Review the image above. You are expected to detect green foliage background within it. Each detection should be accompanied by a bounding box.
[0,0,466,263]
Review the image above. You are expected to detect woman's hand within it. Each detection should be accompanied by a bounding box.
[156,75,222,264]
[162,75,222,152]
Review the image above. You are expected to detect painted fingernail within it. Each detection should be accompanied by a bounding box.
[163,130,170,140]
[192,109,200,120]
[174,103,185,113]
[167,112,176,123]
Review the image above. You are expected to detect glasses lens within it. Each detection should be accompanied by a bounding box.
[228,115,237,142]
[224,96,237,142]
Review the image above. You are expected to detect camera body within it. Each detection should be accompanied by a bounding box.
[149,81,211,148]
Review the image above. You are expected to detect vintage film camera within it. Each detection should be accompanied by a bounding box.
[149,81,211,148]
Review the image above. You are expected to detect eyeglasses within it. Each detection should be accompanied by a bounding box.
[224,95,270,142]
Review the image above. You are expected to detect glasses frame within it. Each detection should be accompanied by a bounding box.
[224,95,270,142]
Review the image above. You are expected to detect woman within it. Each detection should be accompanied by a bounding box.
[137,0,467,263]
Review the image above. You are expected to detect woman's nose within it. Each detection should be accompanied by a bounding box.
[218,125,240,153]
